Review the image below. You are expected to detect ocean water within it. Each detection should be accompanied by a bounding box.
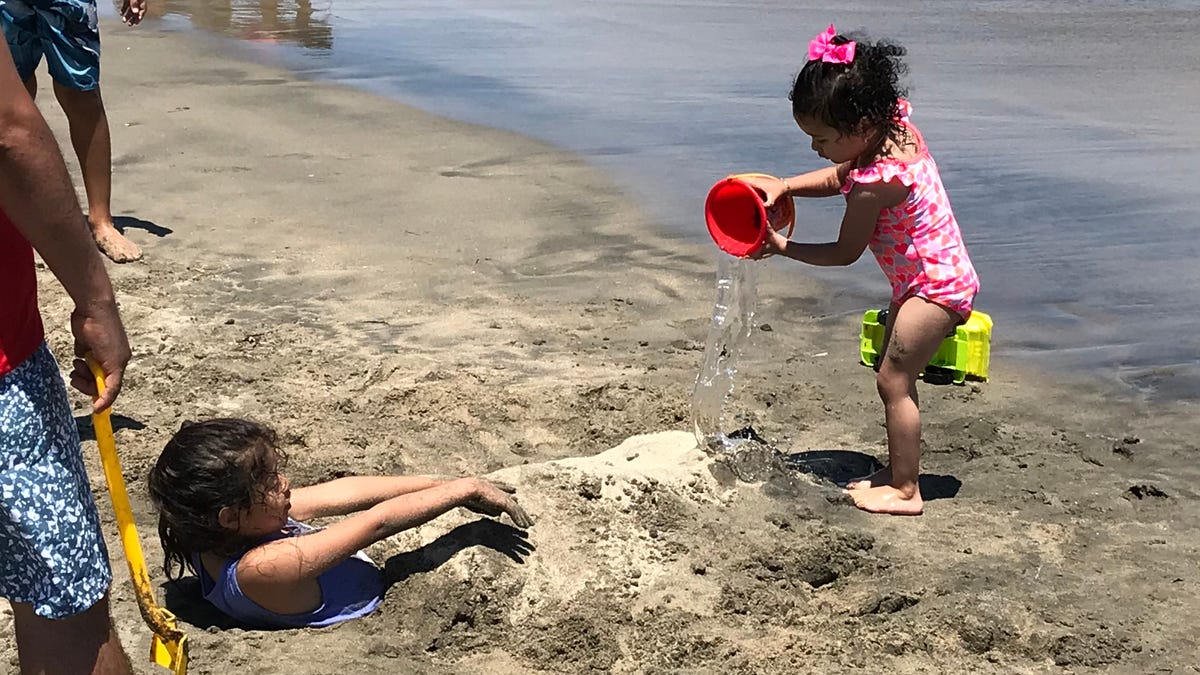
[124,0,1200,400]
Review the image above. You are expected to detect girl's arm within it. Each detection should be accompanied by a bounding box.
[777,162,854,199]
[237,478,530,590]
[738,162,853,206]
[288,476,450,521]
[759,180,907,266]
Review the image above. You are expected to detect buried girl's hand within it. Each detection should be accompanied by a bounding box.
[464,479,534,529]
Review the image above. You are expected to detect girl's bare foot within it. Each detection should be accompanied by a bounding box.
[846,465,891,490]
[846,485,924,515]
[91,221,143,263]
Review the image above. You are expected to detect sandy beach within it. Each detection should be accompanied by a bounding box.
[3,22,1200,674]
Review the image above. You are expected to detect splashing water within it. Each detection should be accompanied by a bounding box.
[691,255,759,452]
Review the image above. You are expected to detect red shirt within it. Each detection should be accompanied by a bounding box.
[0,208,44,376]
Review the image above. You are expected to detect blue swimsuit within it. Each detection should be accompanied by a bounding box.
[194,520,384,629]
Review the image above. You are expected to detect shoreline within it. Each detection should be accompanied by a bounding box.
[3,21,1198,674]
[131,16,1199,406]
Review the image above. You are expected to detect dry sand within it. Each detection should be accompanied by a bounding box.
[3,23,1200,675]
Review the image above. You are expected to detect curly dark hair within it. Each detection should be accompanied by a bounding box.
[147,418,287,580]
[790,31,909,141]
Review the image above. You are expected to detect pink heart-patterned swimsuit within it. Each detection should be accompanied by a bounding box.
[840,99,979,321]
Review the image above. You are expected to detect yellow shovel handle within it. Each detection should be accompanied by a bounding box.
[86,358,186,644]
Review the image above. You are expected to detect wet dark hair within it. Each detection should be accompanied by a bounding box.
[147,418,287,580]
[790,31,909,141]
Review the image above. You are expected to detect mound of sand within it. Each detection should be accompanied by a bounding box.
[382,431,726,626]
[320,432,881,674]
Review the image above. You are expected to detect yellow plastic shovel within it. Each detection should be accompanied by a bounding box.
[88,359,189,675]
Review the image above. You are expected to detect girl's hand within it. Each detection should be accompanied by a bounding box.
[750,228,789,260]
[765,202,792,232]
[464,479,534,529]
[735,175,789,208]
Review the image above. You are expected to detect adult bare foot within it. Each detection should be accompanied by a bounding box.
[846,485,924,515]
[846,465,891,490]
[91,221,142,263]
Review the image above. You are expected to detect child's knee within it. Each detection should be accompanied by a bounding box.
[875,367,909,401]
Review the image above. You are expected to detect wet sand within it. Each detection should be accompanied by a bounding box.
[2,23,1200,674]
[140,0,1200,399]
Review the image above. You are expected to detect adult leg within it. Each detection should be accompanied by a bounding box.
[24,70,36,99]
[0,346,131,672]
[10,595,133,675]
[849,296,959,515]
[51,81,142,263]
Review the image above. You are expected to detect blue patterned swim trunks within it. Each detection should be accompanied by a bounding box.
[0,0,100,90]
[0,343,111,619]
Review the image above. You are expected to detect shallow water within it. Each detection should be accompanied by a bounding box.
[126,0,1200,400]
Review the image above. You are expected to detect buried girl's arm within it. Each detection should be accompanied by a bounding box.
[242,478,531,589]
[288,474,454,520]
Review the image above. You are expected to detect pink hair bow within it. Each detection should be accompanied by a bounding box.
[807,24,855,64]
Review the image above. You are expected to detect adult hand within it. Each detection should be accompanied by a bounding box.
[69,299,131,412]
[120,0,146,26]
[464,479,534,529]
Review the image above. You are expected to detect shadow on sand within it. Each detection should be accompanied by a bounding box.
[114,216,174,238]
[785,448,962,500]
[383,519,533,585]
[75,413,146,442]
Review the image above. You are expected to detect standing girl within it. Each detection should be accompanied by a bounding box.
[742,25,979,515]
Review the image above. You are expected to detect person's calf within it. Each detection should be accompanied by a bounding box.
[49,83,144,263]
[10,594,133,675]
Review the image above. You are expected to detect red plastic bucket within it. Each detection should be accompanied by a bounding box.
[704,174,795,257]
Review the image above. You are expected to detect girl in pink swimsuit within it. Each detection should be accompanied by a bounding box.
[743,25,979,516]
